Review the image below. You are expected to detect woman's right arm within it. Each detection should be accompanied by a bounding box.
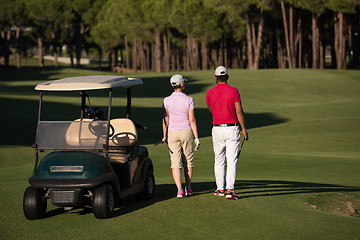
[189,109,199,139]
[189,109,200,150]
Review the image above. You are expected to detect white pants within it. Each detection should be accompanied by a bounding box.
[212,126,240,190]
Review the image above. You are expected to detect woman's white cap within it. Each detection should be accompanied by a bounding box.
[170,74,187,86]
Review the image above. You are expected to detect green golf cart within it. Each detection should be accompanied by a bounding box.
[23,75,155,219]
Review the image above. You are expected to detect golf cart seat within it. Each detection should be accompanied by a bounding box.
[65,119,106,148]
[109,118,138,147]
[108,118,138,164]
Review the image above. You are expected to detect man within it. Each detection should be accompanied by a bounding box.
[206,66,248,200]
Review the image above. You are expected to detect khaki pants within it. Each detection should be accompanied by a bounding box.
[168,128,194,168]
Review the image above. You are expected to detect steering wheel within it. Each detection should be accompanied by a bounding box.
[88,122,115,137]
[108,124,115,137]
[111,132,137,145]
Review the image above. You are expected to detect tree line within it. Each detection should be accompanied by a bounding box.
[1,0,359,71]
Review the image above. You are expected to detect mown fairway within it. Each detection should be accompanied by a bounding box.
[0,66,359,239]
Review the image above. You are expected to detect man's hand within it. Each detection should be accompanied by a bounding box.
[242,129,249,140]
[194,138,200,151]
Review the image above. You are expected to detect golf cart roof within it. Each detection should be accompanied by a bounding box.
[35,75,143,91]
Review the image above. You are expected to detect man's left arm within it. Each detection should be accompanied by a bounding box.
[235,101,248,140]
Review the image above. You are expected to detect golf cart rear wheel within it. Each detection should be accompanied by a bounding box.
[92,184,115,219]
[23,186,47,220]
[136,169,155,200]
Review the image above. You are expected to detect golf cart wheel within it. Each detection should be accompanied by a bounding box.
[92,184,115,219]
[136,169,155,200]
[23,186,47,220]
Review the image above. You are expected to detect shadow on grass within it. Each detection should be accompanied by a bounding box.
[115,180,360,217]
[45,180,360,219]
[235,180,360,199]
[1,67,288,147]
[0,95,287,146]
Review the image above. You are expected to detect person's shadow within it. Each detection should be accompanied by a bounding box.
[114,180,360,217]
[45,179,360,218]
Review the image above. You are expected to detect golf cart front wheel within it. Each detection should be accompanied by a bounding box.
[92,184,115,219]
[23,186,47,220]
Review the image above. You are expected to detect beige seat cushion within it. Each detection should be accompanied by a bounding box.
[65,119,106,147]
[109,118,137,147]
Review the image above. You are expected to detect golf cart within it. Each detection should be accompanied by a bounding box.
[23,75,155,220]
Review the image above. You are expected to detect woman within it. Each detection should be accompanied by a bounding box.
[162,74,200,198]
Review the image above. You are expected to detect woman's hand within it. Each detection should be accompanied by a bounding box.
[194,138,200,151]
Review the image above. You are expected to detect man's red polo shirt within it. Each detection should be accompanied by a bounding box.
[206,83,241,124]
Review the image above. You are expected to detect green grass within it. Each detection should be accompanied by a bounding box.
[1,65,360,239]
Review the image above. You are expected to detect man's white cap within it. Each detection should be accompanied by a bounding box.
[215,66,228,76]
[170,74,187,86]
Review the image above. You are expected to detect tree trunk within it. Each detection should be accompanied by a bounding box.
[289,5,294,67]
[276,26,286,69]
[98,47,102,70]
[334,12,346,69]
[171,47,176,71]
[37,33,44,67]
[296,11,302,68]
[132,37,138,71]
[51,23,58,67]
[218,40,224,66]
[184,33,191,71]
[110,49,115,71]
[281,1,293,68]
[223,39,228,67]
[138,41,147,71]
[162,30,170,72]
[65,23,74,67]
[348,26,352,66]
[231,43,239,68]
[1,30,11,67]
[186,33,198,70]
[76,26,85,67]
[114,47,119,67]
[175,47,180,71]
[151,43,155,71]
[340,12,346,69]
[319,41,324,69]
[245,9,264,70]
[245,13,253,69]
[192,35,199,70]
[144,43,150,71]
[211,47,217,69]
[201,40,208,70]
[231,46,238,68]
[15,26,21,69]
[312,11,320,69]
[124,36,129,69]
[353,6,360,68]
[239,44,244,68]
[253,8,264,69]
[154,30,161,72]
